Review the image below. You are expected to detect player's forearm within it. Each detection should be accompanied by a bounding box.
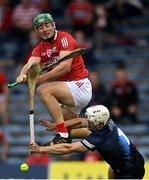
[41,118,88,132]
[65,118,88,129]
[42,63,71,81]
[19,57,41,76]
[29,142,86,155]
[19,64,29,76]
[39,143,86,154]
[40,144,71,155]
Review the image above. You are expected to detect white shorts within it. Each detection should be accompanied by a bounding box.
[65,78,92,114]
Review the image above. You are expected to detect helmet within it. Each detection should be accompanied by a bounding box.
[85,105,110,126]
[33,13,54,28]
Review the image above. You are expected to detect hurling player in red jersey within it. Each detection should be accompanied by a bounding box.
[16,13,92,145]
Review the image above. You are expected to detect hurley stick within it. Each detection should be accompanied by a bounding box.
[27,63,40,143]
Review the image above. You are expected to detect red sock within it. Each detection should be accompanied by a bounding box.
[56,122,68,138]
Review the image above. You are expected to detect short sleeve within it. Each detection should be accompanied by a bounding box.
[81,131,104,151]
[59,32,78,51]
[81,139,96,151]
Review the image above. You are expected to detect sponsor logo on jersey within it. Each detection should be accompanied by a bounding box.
[41,52,46,56]
[40,47,58,58]
[50,56,59,65]
[43,56,59,67]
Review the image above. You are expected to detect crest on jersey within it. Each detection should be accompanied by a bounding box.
[46,47,57,57]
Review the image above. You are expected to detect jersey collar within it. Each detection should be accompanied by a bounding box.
[54,30,58,40]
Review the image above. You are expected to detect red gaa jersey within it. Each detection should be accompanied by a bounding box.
[31,31,88,81]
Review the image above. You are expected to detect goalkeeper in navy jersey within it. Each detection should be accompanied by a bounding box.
[29,105,145,179]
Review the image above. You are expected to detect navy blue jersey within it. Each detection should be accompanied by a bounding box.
[81,119,144,176]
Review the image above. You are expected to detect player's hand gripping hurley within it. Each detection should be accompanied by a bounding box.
[8,48,86,88]
[27,63,40,143]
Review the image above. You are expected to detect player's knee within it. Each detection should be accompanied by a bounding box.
[37,85,53,97]
[37,85,48,96]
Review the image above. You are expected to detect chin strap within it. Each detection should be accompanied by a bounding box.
[43,30,56,43]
